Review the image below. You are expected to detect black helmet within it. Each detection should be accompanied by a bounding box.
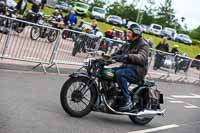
[128,24,142,36]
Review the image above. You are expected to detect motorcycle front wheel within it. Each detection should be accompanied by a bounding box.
[30,26,40,40]
[60,77,97,117]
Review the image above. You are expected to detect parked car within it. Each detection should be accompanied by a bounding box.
[126,21,140,29]
[91,7,106,21]
[148,24,162,36]
[140,24,149,33]
[106,15,123,26]
[160,27,177,40]
[175,34,192,45]
[55,1,69,12]
[191,53,200,70]
[73,2,89,16]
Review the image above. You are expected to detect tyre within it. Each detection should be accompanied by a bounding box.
[30,26,40,40]
[72,40,82,56]
[72,47,77,56]
[14,21,24,33]
[129,115,154,125]
[48,30,58,43]
[15,27,24,33]
[60,77,97,117]
[62,30,69,39]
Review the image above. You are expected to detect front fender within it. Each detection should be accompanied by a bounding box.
[69,72,99,93]
[69,72,90,78]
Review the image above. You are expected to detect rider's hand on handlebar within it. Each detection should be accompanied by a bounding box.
[101,53,112,60]
[112,54,128,62]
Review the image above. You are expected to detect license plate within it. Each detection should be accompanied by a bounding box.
[159,94,164,104]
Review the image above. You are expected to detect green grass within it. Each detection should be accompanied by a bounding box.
[25,4,200,58]
[143,34,200,58]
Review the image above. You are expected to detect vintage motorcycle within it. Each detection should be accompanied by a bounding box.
[30,12,58,43]
[60,55,165,125]
[0,4,25,34]
[174,54,190,73]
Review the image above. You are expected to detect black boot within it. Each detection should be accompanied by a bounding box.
[119,98,133,112]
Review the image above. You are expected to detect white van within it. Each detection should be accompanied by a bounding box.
[91,7,106,21]
[148,24,162,36]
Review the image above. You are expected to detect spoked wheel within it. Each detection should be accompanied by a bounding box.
[60,77,97,117]
[48,30,58,43]
[30,26,40,40]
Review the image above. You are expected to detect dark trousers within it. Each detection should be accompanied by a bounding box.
[112,67,137,101]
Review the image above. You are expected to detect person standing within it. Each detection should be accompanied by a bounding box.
[153,37,169,70]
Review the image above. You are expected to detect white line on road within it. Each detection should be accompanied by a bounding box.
[184,103,199,109]
[171,93,200,99]
[169,101,185,103]
[128,124,179,133]
[164,97,175,100]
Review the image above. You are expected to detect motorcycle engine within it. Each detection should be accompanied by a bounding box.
[102,81,122,109]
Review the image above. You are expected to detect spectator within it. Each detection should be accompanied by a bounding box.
[155,37,169,53]
[6,0,16,9]
[77,16,85,28]
[153,37,169,70]
[16,0,41,15]
[171,44,179,54]
[64,10,77,26]
[91,19,98,34]
[41,0,46,9]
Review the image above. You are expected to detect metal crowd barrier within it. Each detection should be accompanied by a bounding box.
[0,15,199,84]
[47,28,102,73]
[148,48,200,84]
[0,15,61,72]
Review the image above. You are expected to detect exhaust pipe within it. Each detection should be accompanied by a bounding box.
[136,109,166,117]
[102,95,166,117]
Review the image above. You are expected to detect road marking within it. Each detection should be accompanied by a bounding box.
[128,124,179,133]
[184,103,199,109]
[164,97,175,100]
[169,101,184,103]
[171,93,200,99]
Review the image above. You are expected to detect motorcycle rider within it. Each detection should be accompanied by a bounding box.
[111,26,149,111]
[153,37,169,70]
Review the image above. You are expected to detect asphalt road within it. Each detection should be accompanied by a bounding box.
[0,69,200,133]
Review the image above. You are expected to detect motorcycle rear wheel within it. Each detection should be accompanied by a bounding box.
[60,77,97,117]
[129,115,154,125]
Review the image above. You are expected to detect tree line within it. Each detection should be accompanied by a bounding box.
[60,0,200,41]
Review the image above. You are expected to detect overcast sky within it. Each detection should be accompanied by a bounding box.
[155,0,200,29]
[119,0,200,29]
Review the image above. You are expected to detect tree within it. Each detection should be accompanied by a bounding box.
[108,2,138,22]
[156,0,177,28]
[190,26,200,40]
[89,0,105,11]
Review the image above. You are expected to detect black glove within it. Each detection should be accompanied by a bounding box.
[112,54,129,62]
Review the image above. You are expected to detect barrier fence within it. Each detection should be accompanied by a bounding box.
[0,15,199,83]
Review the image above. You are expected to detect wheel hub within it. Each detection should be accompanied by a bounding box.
[71,90,83,103]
